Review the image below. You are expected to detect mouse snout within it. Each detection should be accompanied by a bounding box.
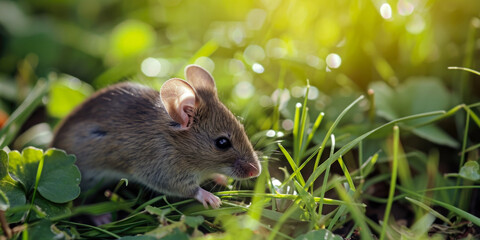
[247,161,261,177]
[235,156,261,179]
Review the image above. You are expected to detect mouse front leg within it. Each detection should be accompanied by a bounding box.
[195,187,221,208]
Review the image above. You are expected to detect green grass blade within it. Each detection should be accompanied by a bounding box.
[448,66,480,76]
[306,112,325,146]
[454,108,470,207]
[338,156,356,192]
[293,102,302,162]
[278,143,305,185]
[247,159,269,232]
[464,105,480,128]
[318,134,335,215]
[0,80,49,148]
[380,126,399,240]
[26,149,45,221]
[398,186,480,226]
[405,197,453,225]
[334,182,371,239]
[313,95,365,172]
[282,95,364,187]
[297,81,310,162]
[60,221,122,238]
[267,204,300,240]
[304,111,445,189]
[462,142,480,154]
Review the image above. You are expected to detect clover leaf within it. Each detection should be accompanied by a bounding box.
[0,150,26,218]
[37,149,81,203]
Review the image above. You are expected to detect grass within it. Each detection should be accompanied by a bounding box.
[2,81,480,239]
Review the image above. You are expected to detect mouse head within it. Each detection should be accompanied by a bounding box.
[160,65,261,180]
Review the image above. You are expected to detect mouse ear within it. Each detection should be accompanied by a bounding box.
[160,78,197,129]
[184,65,216,93]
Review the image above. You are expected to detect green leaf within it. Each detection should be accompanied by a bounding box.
[146,205,172,218]
[8,147,43,193]
[47,76,93,118]
[295,229,343,240]
[0,150,26,220]
[411,125,459,148]
[370,78,457,147]
[37,149,81,203]
[184,215,204,228]
[24,219,56,240]
[0,81,49,148]
[0,189,8,211]
[458,161,480,181]
[33,195,71,219]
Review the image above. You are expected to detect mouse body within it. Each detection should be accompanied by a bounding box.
[51,65,261,208]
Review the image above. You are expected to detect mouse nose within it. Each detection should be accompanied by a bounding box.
[246,161,261,177]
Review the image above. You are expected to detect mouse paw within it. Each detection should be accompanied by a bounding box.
[195,188,221,209]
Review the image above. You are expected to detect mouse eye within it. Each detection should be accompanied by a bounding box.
[215,137,232,150]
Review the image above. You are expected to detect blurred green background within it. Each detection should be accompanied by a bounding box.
[0,0,479,154]
[1,1,480,238]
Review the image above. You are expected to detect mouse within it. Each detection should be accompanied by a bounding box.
[51,65,261,208]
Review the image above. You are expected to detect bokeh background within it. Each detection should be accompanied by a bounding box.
[1,0,480,238]
[0,0,479,179]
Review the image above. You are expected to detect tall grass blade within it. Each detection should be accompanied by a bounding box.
[338,156,356,192]
[405,197,453,225]
[282,95,364,187]
[318,134,335,215]
[380,125,400,240]
[454,109,470,207]
[305,111,445,189]
[297,81,310,162]
[0,81,49,148]
[306,112,325,146]
[398,186,480,226]
[278,143,305,185]
[448,66,480,76]
[313,95,365,172]
[334,182,372,239]
[293,103,302,161]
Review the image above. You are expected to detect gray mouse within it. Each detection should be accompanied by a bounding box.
[51,65,261,208]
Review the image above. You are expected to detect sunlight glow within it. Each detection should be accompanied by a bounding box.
[282,119,294,131]
[380,3,393,19]
[194,57,215,72]
[141,57,161,77]
[406,15,425,34]
[266,130,276,137]
[246,8,267,30]
[252,63,265,73]
[397,0,414,16]
[326,53,342,69]
[234,81,255,99]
